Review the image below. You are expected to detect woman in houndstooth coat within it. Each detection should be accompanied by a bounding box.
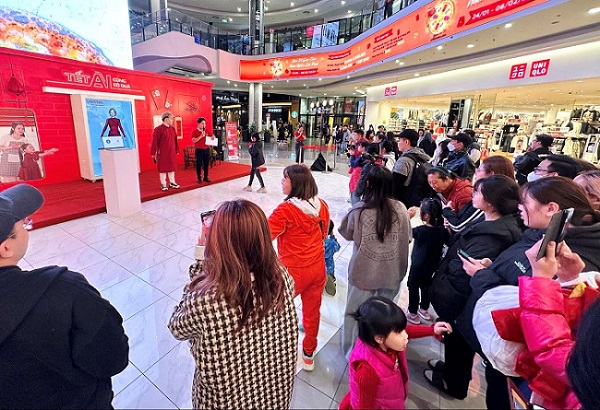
[169,199,298,409]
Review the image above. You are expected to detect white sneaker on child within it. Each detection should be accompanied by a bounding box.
[405,311,421,325]
[418,308,432,321]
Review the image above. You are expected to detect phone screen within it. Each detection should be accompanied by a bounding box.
[536,208,574,260]
[458,248,470,259]
[201,210,216,228]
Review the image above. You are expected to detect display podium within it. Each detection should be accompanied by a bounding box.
[100,148,141,218]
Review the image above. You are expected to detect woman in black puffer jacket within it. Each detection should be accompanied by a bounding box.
[425,175,524,400]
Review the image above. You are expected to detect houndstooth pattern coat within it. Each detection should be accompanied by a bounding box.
[168,261,299,409]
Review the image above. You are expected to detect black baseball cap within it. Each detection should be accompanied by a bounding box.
[450,132,473,146]
[398,129,419,146]
[0,184,43,242]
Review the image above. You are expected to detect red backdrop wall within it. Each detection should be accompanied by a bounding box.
[0,48,213,186]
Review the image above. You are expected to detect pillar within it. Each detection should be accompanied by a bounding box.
[249,0,265,55]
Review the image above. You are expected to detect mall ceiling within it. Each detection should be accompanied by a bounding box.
[147,0,600,107]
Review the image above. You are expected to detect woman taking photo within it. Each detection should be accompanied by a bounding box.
[339,166,412,357]
[169,200,298,409]
[426,175,523,400]
[268,164,330,371]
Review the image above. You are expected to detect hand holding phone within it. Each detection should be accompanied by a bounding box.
[457,248,470,260]
[198,210,216,246]
[536,208,574,260]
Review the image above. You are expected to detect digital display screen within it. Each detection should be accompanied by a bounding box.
[0,1,132,68]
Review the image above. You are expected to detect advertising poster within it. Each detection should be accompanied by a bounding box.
[0,109,47,182]
[240,0,549,80]
[0,1,132,68]
[85,99,136,177]
[225,121,239,161]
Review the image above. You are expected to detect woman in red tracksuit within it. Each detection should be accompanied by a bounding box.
[269,164,330,372]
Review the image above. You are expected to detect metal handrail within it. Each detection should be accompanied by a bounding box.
[129,1,417,54]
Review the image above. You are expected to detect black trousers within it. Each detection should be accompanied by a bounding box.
[407,265,431,313]
[484,361,525,410]
[195,148,210,180]
[248,167,264,188]
[295,142,304,163]
[442,330,475,399]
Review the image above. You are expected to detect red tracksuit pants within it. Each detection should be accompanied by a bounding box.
[289,263,326,355]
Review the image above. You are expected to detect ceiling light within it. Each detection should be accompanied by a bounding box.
[265,6,268,10]
[576,80,584,83]
[227,80,230,84]
[347,75,350,79]
[299,94,302,96]
[436,45,443,50]
[588,7,600,14]
[324,93,327,96]
[303,84,306,86]
[290,2,294,6]
[229,18,233,22]
[234,84,238,87]
[399,62,405,65]
[348,10,352,13]
[414,73,420,77]
[467,44,475,48]
[222,18,228,23]
[315,9,318,12]
[237,7,241,12]
[341,0,346,4]
[318,78,322,81]
[286,80,289,83]
[504,23,512,28]
[271,85,274,88]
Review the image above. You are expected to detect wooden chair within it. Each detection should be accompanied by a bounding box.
[184,146,196,169]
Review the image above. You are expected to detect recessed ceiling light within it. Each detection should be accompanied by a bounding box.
[265,6,268,10]
[576,80,584,83]
[347,75,350,79]
[398,61,405,65]
[414,73,420,77]
[341,0,346,4]
[467,44,475,48]
[222,18,228,23]
[588,7,600,14]
[290,2,294,6]
[229,17,233,22]
[318,78,322,81]
[234,84,237,87]
[314,9,318,12]
[299,94,302,96]
[504,23,513,28]
[286,80,289,83]
[324,93,327,96]
[436,45,443,50]
[348,10,352,13]
[227,80,230,84]
[303,84,306,86]
[271,85,274,88]
[237,7,241,12]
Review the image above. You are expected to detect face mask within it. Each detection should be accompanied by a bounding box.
[447,142,455,152]
[527,171,544,182]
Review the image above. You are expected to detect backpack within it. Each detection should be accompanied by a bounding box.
[402,153,435,207]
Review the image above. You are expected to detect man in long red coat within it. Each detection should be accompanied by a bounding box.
[150,112,180,191]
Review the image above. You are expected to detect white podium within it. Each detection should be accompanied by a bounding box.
[100,149,141,218]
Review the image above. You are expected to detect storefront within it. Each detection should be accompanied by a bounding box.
[299,96,366,139]
[366,42,600,162]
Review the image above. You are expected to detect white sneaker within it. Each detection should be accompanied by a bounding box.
[302,350,315,372]
[243,185,252,192]
[405,311,421,325]
[257,187,267,193]
[418,308,432,321]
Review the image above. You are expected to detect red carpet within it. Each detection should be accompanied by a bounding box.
[29,162,258,229]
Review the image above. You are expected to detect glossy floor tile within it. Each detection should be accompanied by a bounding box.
[26,143,488,409]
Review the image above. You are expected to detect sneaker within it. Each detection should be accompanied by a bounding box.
[325,275,337,296]
[203,178,211,183]
[243,185,253,192]
[406,311,421,325]
[418,308,432,321]
[302,350,315,372]
[257,187,267,194]
[169,183,180,189]
[161,185,168,191]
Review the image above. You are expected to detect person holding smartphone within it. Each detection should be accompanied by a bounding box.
[455,177,600,410]
[169,200,298,409]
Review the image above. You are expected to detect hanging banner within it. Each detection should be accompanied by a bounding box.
[240,0,550,80]
[225,121,239,161]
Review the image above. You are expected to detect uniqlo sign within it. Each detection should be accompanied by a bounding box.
[509,63,527,80]
[390,86,397,96]
[530,59,550,77]
[384,87,390,96]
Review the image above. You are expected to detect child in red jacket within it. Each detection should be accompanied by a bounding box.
[340,297,452,409]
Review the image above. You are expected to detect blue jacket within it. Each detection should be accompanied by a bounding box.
[324,235,341,274]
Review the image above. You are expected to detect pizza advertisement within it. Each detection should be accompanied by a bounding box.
[0,1,132,68]
[240,0,549,81]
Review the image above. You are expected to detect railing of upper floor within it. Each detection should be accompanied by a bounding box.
[129,0,419,55]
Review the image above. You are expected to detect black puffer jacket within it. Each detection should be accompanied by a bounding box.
[429,212,524,322]
[249,139,265,168]
[462,221,600,353]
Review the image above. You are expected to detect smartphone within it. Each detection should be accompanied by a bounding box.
[457,248,471,259]
[536,208,574,260]
[200,210,216,228]
[437,193,448,205]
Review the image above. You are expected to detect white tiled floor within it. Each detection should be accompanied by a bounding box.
[25,144,487,409]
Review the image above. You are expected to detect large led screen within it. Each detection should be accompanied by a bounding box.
[0,1,133,68]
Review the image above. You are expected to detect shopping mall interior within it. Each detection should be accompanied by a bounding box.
[1,0,600,408]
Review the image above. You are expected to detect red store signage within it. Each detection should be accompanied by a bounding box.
[509,63,527,80]
[390,86,397,96]
[384,87,391,96]
[530,59,550,77]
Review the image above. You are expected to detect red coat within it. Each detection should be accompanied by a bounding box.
[150,124,178,172]
[441,177,473,214]
[515,276,599,409]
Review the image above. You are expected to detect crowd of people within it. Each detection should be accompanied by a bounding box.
[5,122,600,409]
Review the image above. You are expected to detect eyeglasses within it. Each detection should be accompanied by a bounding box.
[6,218,33,240]
[533,166,550,174]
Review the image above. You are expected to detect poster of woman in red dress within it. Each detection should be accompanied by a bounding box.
[100,108,126,139]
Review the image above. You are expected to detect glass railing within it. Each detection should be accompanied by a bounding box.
[130,0,419,54]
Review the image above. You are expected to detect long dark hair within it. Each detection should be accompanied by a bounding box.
[360,166,396,242]
[522,176,600,226]
[191,200,287,331]
[473,175,520,216]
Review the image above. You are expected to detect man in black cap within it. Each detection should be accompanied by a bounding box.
[514,133,554,185]
[392,129,432,207]
[442,132,476,179]
[0,185,129,408]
